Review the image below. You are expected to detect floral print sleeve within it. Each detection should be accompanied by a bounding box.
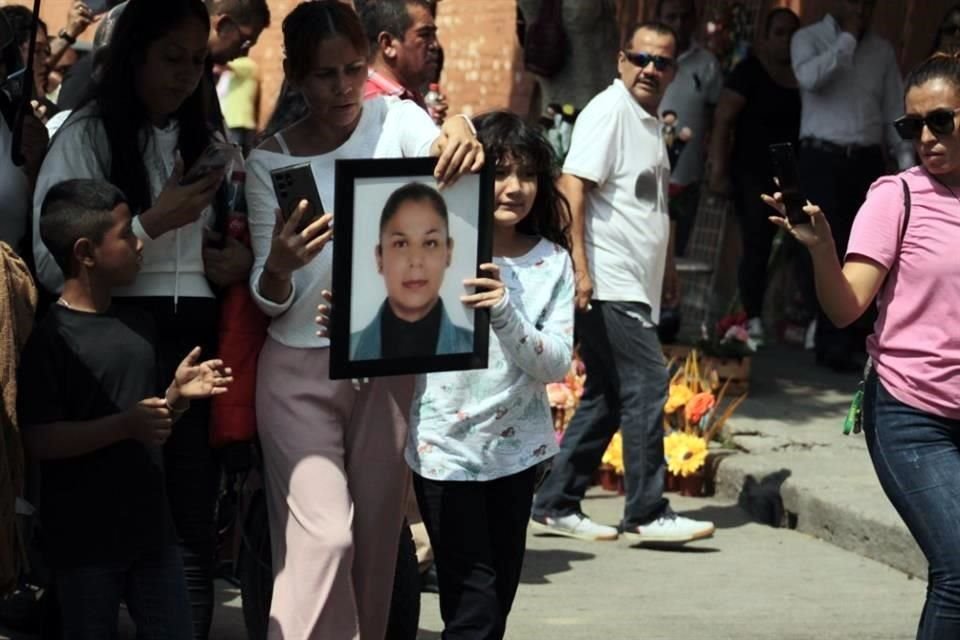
[489,251,574,384]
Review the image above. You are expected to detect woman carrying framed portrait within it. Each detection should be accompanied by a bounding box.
[243,2,483,638]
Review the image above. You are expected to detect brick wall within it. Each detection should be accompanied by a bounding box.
[11,0,951,129]
[3,0,535,126]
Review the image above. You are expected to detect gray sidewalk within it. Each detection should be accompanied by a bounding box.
[712,345,926,578]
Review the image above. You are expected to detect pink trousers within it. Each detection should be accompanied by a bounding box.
[256,339,414,639]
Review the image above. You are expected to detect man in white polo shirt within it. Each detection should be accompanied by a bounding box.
[531,21,715,544]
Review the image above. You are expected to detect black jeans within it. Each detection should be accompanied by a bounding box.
[864,374,960,639]
[797,144,885,359]
[532,302,670,528]
[733,171,779,320]
[55,544,193,640]
[414,467,537,640]
[125,297,220,640]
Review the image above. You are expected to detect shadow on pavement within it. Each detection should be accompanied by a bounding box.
[678,503,753,529]
[737,346,858,426]
[520,549,595,585]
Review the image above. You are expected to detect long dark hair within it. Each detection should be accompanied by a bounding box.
[75,0,216,214]
[472,111,571,251]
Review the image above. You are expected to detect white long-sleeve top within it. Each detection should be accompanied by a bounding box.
[406,239,575,481]
[32,105,216,299]
[245,97,439,349]
[790,13,913,169]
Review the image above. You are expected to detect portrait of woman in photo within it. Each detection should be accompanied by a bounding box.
[350,182,473,360]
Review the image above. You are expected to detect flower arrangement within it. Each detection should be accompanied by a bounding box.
[697,311,757,358]
[547,356,586,437]
[662,350,747,478]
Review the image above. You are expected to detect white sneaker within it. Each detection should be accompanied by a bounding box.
[530,513,619,541]
[622,514,715,544]
[747,317,765,348]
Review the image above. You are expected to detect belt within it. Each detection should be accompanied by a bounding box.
[800,138,882,158]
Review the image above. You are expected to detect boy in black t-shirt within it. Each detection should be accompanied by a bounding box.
[17,179,232,638]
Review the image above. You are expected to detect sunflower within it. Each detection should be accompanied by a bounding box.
[602,431,624,475]
[664,432,708,477]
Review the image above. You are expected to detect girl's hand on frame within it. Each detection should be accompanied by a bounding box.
[462,263,505,309]
[434,115,485,189]
[761,191,835,253]
[265,202,334,277]
[315,289,333,338]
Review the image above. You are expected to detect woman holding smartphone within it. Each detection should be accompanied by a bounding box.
[31,1,250,637]
[766,52,960,639]
[243,2,482,638]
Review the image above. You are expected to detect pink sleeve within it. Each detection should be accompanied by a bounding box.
[846,176,906,270]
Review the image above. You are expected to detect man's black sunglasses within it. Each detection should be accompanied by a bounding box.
[622,50,675,71]
[894,107,960,140]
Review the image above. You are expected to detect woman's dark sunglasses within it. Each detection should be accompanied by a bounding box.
[622,50,675,71]
[894,108,960,140]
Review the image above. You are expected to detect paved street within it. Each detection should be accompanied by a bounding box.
[1,491,924,640]
[2,345,927,640]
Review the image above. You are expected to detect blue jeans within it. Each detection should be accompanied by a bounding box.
[863,373,960,640]
[55,544,193,640]
[533,301,670,528]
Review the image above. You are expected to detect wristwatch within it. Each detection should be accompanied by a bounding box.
[57,29,77,45]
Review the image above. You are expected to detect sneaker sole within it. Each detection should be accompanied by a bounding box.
[621,525,716,545]
[529,519,619,542]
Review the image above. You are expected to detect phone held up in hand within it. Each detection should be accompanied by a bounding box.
[181,142,240,186]
[768,142,809,226]
[270,162,325,234]
[84,0,114,16]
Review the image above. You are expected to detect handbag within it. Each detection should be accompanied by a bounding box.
[843,178,911,435]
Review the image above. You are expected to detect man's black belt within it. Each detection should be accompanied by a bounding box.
[799,138,882,159]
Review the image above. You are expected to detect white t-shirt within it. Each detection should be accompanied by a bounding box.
[33,105,215,299]
[658,43,723,187]
[564,79,671,322]
[245,96,439,349]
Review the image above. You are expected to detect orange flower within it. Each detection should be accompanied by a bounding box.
[684,392,716,425]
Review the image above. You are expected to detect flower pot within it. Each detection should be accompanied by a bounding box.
[596,465,620,492]
[666,469,706,497]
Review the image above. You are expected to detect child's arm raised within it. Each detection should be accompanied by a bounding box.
[23,399,174,461]
[462,261,574,384]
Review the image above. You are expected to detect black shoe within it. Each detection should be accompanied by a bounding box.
[420,565,439,594]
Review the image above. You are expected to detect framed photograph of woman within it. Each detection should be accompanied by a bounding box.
[329,157,494,379]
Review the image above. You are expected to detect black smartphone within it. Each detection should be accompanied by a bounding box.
[85,0,113,16]
[270,162,325,233]
[182,143,231,186]
[768,142,809,226]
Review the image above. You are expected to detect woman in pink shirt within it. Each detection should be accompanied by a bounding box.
[766,52,960,639]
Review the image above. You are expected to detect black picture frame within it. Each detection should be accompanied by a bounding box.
[330,157,494,380]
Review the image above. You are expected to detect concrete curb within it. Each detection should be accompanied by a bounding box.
[712,444,927,579]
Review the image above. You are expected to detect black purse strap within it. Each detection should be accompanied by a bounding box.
[881,178,911,295]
